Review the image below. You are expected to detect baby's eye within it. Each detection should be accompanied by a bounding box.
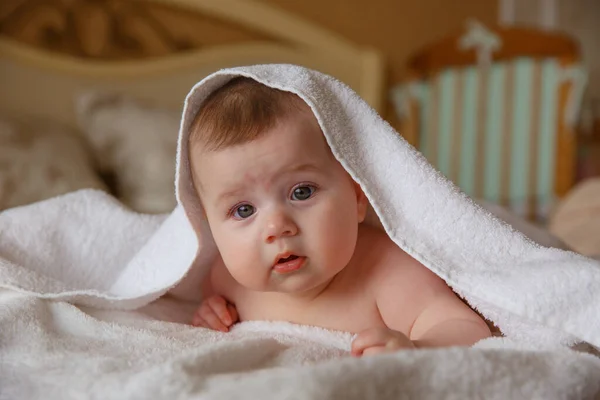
[233,204,255,219]
[291,185,316,201]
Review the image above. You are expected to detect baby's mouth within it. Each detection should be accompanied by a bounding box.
[273,254,305,274]
[278,254,299,263]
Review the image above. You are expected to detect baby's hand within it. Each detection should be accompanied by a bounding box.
[192,295,238,332]
[351,327,415,356]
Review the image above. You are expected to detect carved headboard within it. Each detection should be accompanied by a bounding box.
[0,0,385,129]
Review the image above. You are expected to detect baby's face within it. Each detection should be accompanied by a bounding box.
[192,108,367,295]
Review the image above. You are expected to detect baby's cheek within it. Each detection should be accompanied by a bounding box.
[227,249,262,285]
[214,233,265,290]
[224,259,266,290]
[315,204,359,267]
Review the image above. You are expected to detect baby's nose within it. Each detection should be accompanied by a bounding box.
[264,211,298,243]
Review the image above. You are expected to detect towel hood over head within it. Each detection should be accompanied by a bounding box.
[170,64,600,349]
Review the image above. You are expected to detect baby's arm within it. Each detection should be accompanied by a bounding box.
[353,245,490,355]
[407,276,491,348]
[378,255,491,349]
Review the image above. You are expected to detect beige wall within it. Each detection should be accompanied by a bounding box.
[511,0,600,133]
[556,0,600,134]
[259,1,498,83]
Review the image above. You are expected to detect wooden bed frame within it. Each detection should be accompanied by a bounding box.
[0,0,384,130]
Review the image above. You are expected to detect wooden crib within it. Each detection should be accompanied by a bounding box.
[394,21,587,221]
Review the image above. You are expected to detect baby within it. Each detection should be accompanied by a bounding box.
[188,77,491,356]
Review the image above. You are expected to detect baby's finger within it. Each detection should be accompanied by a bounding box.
[191,307,207,327]
[200,307,230,332]
[208,296,233,326]
[351,328,387,355]
[192,314,208,328]
[361,346,389,357]
[226,304,239,324]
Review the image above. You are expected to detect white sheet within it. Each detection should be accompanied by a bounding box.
[2,287,600,400]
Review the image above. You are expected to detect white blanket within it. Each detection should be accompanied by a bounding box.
[2,64,600,399]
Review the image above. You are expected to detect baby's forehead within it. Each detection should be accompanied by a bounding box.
[190,102,336,181]
[196,125,334,179]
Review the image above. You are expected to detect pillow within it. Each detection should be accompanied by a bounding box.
[76,93,179,214]
[0,116,107,211]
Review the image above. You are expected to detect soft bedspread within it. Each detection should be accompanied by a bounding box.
[2,287,599,400]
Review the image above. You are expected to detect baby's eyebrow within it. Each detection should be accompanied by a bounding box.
[272,163,325,182]
[215,187,246,203]
[285,163,322,175]
[214,163,322,203]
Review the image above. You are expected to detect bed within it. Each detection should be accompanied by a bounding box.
[0,0,384,213]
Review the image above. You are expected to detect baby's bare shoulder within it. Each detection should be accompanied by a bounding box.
[356,225,450,298]
[354,225,455,332]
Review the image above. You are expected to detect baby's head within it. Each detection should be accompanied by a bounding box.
[188,77,367,295]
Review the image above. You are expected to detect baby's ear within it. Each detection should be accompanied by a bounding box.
[354,182,368,223]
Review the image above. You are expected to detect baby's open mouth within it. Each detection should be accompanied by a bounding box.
[277,254,299,264]
[273,254,305,274]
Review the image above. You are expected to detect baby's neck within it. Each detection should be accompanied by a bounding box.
[269,274,338,304]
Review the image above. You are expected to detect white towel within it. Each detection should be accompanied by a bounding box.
[2,64,600,399]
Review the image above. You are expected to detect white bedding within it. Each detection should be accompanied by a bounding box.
[2,290,599,400]
[2,64,600,399]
